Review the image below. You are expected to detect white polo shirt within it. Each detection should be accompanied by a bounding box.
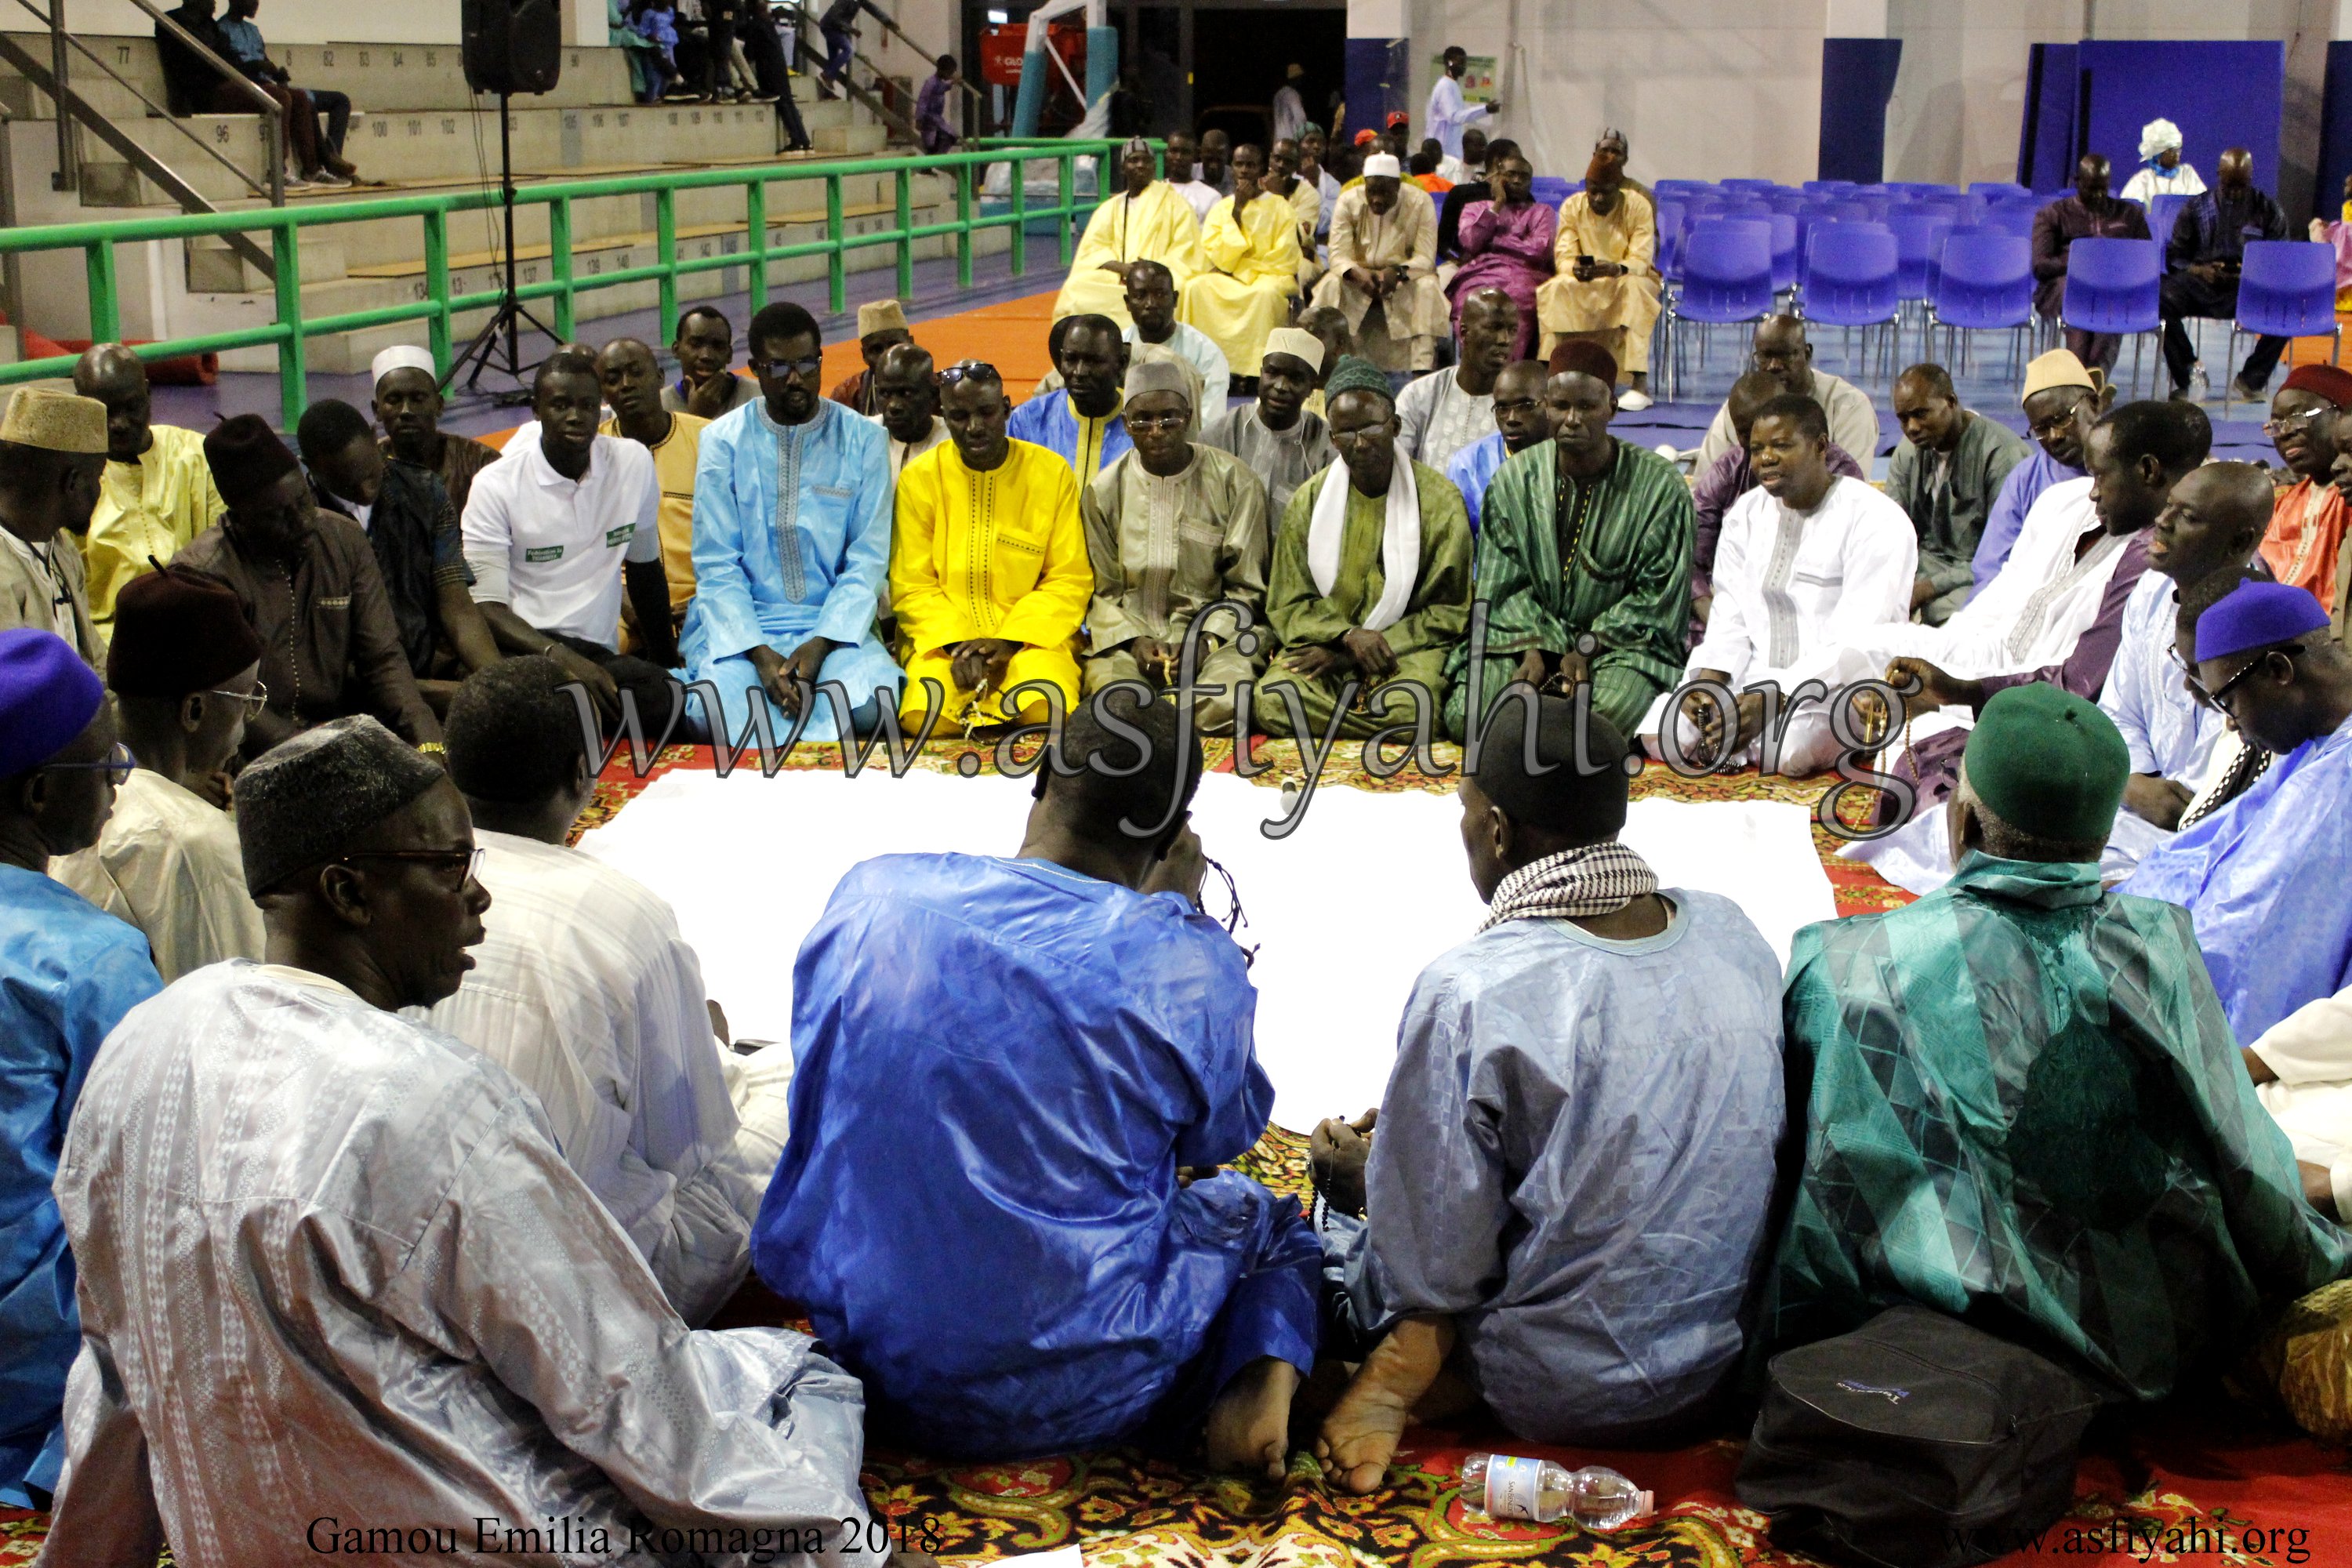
[461,429,661,648]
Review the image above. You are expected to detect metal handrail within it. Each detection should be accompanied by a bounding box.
[0,139,1134,429]
[10,0,270,198]
[111,0,283,205]
[856,4,985,111]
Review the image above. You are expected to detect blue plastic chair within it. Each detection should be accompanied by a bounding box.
[2228,240,2343,407]
[1971,180,2031,200]
[1664,219,1775,398]
[1823,201,1878,225]
[2061,237,2163,394]
[1764,188,1813,215]
[1981,203,2038,238]
[1804,223,1901,378]
[1803,179,1856,195]
[1929,230,2036,379]
[1888,210,1958,358]
[1723,177,1778,195]
[1655,200,1687,281]
[1528,175,1575,211]
[2143,192,2189,250]
[1767,211,1801,295]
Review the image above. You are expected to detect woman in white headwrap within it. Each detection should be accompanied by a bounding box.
[2119,118,2207,205]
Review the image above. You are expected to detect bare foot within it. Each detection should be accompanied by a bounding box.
[1313,1316,1454,1496]
[1204,1355,1301,1481]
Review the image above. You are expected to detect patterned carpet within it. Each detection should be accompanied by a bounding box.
[15,742,2347,1567]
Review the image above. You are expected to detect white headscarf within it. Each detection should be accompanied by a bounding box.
[2138,118,2183,165]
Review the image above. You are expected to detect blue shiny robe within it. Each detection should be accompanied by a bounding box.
[1970,445,2082,591]
[1005,389,1134,481]
[0,865,161,1504]
[1444,429,1508,532]
[681,397,904,742]
[2119,712,2352,1044]
[753,853,1318,1458]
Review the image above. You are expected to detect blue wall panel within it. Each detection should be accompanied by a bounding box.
[1818,37,1903,183]
[2075,39,2283,194]
[2019,42,2079,191]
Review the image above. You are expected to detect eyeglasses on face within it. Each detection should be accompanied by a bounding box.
[2183,644,2299,713]
[2262,408,2331,438]
[751,354,826,379]
[205,681,269,720]
[2027,407,2084,441]
[38,742,136,784]
[339,846,486,887]
[1123,408,1189,432]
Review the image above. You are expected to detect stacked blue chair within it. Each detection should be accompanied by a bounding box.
[2227,240,2343,408]
[1971,180,2031,201]
[2146,192,2189,251]
[2060,237,2163,394]
[1656,200,1688,283]
[1528,175,1575,212]
[1929,230,2035,379]
[1804,223,1902,379]
[1981,203,2038,238]
[1723,177,1778,195]
[1889,210,1959,354]
[1767,211,1801,296]
[1803,179,1856,196]
[1664,218,1775,399]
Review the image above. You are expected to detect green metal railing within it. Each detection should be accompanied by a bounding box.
[0,136,1131,426]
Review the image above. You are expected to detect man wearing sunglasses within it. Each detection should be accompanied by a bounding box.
[0,627,162,1509]
[682,299,903,745]
[2122,580,2352,1045]
[2259,365,2352,609]
[53,566,267,982]
[38,714,890,1561]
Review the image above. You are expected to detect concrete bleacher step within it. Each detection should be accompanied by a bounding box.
[0,35,637,118]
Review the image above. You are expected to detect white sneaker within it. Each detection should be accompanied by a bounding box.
[1617,387,1653,412]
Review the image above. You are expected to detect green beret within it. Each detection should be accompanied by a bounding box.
[1320,354,1393,407]
[1961,684,2129,846]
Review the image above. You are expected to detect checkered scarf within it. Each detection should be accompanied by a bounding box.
[1479,842,1659,932]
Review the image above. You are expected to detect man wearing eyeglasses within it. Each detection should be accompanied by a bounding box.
[0,627,162,1509]
[1080,360,1268,735]
[53,567,267,982]
[2122,582,2352,1049]
[37,714,888,1559]
[1971,347,2110,591]
[1688,315,1880,476]
[2259,365,2352,609]
[682,300,902,745]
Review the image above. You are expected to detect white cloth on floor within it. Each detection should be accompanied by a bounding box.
[575,769,1834,1127]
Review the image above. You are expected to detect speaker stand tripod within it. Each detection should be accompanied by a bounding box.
[448,92,557,405]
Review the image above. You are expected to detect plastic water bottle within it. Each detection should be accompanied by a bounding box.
[1458,1454,1653,1528]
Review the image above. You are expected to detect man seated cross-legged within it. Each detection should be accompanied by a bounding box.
[1763,684,2350,1400]
[1080,361,1269,736]
[753,695,1319,1472]
[1259,354,1474,742]
[682,300,904,744]
[1445,340,1691,742]
[1311,698,1786,1491]
[894,361,1094,731]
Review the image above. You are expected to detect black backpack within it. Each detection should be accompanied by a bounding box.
[1735,1305,2103,1568]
